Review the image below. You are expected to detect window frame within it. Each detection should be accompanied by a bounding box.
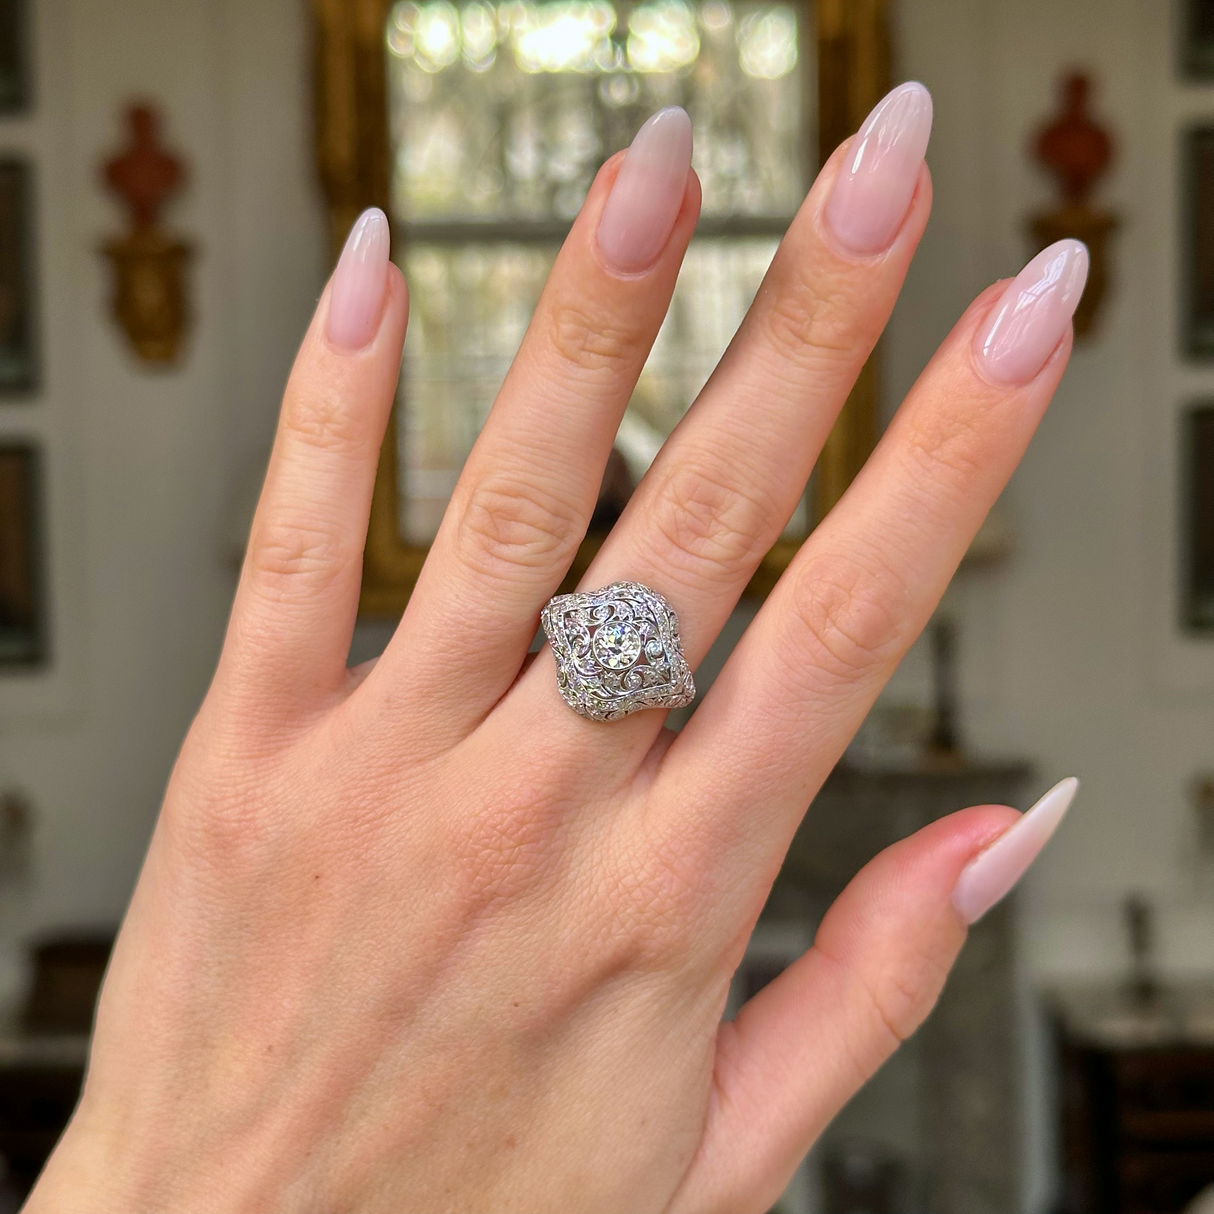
[314,0,888,615]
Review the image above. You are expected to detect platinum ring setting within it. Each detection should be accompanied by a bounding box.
[541,581,695,723]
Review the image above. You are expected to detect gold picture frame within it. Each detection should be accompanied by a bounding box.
[314,0,889,615]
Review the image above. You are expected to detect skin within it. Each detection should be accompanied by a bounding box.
[25,138,1069,1214]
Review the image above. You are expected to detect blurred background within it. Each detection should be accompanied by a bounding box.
[0,0,1211,1210]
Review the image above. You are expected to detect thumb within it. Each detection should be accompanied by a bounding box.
[669,779,1077,1214]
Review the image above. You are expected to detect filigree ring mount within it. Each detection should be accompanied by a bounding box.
[541,581,695,722]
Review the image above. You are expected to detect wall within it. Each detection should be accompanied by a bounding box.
[0,0,326,994]
[892,0,1214,975]
[0,0,1210,1207]
[890,0,1214,1206]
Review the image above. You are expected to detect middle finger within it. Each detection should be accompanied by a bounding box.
[506,82,934,744]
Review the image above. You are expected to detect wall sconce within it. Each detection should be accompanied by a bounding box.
[1029,72,1118,340]
[100,102,192,365]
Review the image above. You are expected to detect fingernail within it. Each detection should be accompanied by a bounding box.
[327,207,391,351]
[974,240,1090,385]
[952,777,1079,924]
[597,107,693,274]
[823,81,933,256]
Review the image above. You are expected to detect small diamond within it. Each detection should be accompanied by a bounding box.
[592,621,643,670]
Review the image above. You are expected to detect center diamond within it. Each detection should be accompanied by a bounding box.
[592,620,643,670]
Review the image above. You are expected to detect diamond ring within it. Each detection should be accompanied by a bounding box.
[541,581,695,722]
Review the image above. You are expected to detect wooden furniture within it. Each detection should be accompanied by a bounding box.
[1054,984,1214,1213]
[312,0,891,614]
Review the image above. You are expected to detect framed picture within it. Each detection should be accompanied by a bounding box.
[0,0,27,114]
[1183,128,1214,358]
[0,443,43,665]
[0,159,35,392]
[1183,0,1214,79]
[1184,403,1214,633]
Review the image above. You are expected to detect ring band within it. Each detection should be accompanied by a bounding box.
[541,581,695,722]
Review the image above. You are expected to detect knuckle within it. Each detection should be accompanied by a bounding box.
[761,259,864,370]
[176,792,272,875]
[165,739,291,876]
[648,459,775,584]
[848,936,952,1070]
[282,387,369,459]
[838,969,909,1085]
[546,297,638,378]
[452,784,569,916]
[246,518,352,595]
[813,942,942,1089]
[858,965,927,1047]
[786,554,905,682]
[902,408,989,495]
[607,825,708,966]
[456,475,584,579]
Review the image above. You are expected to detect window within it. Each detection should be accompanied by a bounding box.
[385,0,813,542]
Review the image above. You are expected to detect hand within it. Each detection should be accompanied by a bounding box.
[27,85,1083,1214]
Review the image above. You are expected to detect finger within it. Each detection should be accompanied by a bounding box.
[664,239,1089,872]
[585,83,933,660]
[671,781,1077,1214]
[221,209,407,712]
[371,109,699,740]
[501,83,932,750]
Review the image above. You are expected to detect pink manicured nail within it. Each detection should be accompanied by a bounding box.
[975,240,1090,384]
[327,207,391,351]
[952,778,1079,924]
[597,107,693,273]
[824,82,933,256]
